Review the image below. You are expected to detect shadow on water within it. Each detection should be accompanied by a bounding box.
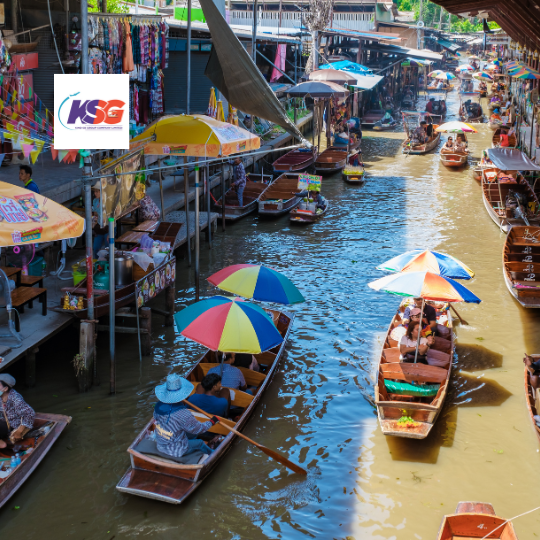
[455,343,504,372]
[518,307,540,355]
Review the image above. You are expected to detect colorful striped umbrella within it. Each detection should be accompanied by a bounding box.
[207,264,305,304]
[174,296,283,353]
[428,70,444,77]
[511,70,540,79]
[376,250,475,280]
[434,72,456,81]
[435,121,477,133]
[368,272,481,303]
[473,71,493,80]
[456,64,474,71]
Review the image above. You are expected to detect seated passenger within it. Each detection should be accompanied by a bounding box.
[153,374,218,459]
[444,136,454,149]
[524,355,540,392]
[411,122,428,145]
[403,297,438,336]
[499,128,511,147]
[425,98,435,113]
[436,80,444,89]
[234,353,260,372]
[208,353,247,391]
[189,374,230,417]
[454,134,468,152]
[399,321,434,364]
[491,108,502,122]
[0,374,35,449]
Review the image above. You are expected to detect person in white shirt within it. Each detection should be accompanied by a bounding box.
[399,321,434,363]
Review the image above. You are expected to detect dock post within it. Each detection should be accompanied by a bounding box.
[78,322,94,391]
[25,347,38,388]
[206,164,212,248]
[165,285,175,327]
[140,307,152,355]
[221,162,226,231]
[184,158,191,266]
[109,217,116,395]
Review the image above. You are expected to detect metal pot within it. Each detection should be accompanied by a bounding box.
[114,253,134,287]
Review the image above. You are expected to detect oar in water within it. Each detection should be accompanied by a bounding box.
[450,304,469,325]
[183,400,307,475]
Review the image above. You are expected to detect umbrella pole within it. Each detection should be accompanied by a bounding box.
[206,164,212,248]
[413,298,425,364]
[195,164,200,302]
[159,158,165,220]
[184,157,191,266]
[221,161,226,232]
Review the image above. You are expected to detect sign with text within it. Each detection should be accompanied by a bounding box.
[54,74,129,150]
[297,173,322,192]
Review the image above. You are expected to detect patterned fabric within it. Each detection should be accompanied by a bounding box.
[153,403,211,458]
[139,194,161,221]
[232,162,247,190]
[207,364,246,389]
[1,389,35,430]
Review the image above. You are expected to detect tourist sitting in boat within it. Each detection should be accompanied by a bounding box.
[443,136,454,149]
[153,374,218,459]
[453,134,468,153]
[399,321,434,364]
[0,374,35,449]
[189,374,230,417]
[411,122,428,145]
[403,298,438,336]
[208,353,248,391]
[524,355,540,392]
[234,353,260,372]
[479,81,487,93]
[436,80,444,90]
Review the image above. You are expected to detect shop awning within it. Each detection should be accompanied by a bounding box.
[365,43,443,61]
[349,73,384,90]
[405,57,433,66]
[437,39,460,52]
[487,148,540,171]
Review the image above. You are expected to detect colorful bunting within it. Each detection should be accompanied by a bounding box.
[58,149,68,162]
[22,143,34,159]
[31,140,44,164]
[51,146,58,161]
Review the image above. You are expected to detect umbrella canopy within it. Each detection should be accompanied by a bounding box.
[434,72,456,81]
[287,81,349,98]
[0,180,85,247]
[511,70,540,79]
[435,121,478,133]
[309,69,356,85]
[207,264,305,304]
[174,296,283,353]
[456,64,474,71]
[376,250,475,280]
[428,70,444,77]
[473,71,493,80]
[216,100,225,122]
[368,272,481,303]
[207,87,217,118]
[131,114,260,157]
[469,55,481,60]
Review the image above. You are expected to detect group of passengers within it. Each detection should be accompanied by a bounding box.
[150,352,262,461]
[410,120,435,146]
[442,134,468,153]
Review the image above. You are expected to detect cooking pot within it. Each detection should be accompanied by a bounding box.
[114,253,134,287]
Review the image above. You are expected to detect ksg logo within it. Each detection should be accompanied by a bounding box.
[67,99,125,125]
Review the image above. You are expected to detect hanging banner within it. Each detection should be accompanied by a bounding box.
[54,74,130,150]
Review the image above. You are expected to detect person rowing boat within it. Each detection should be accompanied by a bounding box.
[0,374,35,449]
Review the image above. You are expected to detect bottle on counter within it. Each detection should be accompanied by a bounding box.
[10,456,17,470]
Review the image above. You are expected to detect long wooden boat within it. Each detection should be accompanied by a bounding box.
[258,173,302,218]
[375,307,454,439]
[402,132,441,155]
[214,179,272,222]
[492,127,517,148]
[290,202,329,224]
[373,118,397,131]
[342,168,366,184]
[361,109,385,126]
[427,83,451,91]
[314,147,347,174]
[482,173,540,232]
[116,309,294,504]
[0,413,71,509]
[459,105,484,123]
[524,357,540,442]
[471,165,486,182]
[437,502,518,539]
[440,148,468,167]
[502,226,540,307]
[272,148,317,173]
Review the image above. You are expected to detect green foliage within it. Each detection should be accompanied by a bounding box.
[395,0,500,33]
[89,0,129,13]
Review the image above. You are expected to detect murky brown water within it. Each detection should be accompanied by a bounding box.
[1,89,540,539]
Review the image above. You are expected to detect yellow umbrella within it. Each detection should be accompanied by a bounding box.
[228,103,238,126]
[0,180,85,247]
[131,114,260,157]
[207,87,217,118]
[216,100,225,123]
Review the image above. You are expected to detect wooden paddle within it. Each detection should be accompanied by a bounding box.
[450,304,469,325]
[183,400,307,475]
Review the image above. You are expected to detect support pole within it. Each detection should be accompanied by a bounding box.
[81,0,88,73]
[11,0,17,33]
[158,159,165,219]
[417,0,423,50]
[206,164,212,248]
[221,162,226,231]
[530,107,535,159]
[294,43,298,83]
[195,165,200,301]
[251,0,258,62]
[187,0,192,114]
[184,158,191,266]
[312,30,319,70]
[109,217,116,394]
[165,285,175,326]
[413,299,425,364]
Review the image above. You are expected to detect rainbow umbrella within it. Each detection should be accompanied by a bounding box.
[434,72,456,81]
[428,70,444,77]
[493,59,502,66]
[376,250,475,280]
[368,272,481,303]
[174,296,283,353]
[512,70,540,79]
[456,64,474,71]
[207,264,305,304]
[473,71,493,80]
[435,121,477,133]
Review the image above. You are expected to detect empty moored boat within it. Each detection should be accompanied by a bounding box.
[214,178,272,222]
[258,173,302,218]
[314,147,347,174]
[272,148,317,173]
[116,310,294,504]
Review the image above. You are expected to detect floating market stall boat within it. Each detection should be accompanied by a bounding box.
[436,502,518,540]
[502,226,540,308]
[525,356,540,442]
[116,309,294,504]
[290,202,329,224]
[258,173,302,217]
[314,147,347,174]
[342,166,366,184]
[214,178,272,222]
[0,413,71,509]
[272,148,317,173]
[459,92,483,122]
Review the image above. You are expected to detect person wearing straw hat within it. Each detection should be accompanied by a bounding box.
[153,374,219,459]
[0,374,35,449]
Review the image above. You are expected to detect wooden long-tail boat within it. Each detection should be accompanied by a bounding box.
[472,165,485,182]
[436,502,518,539]
[116,309,294,504]
[427,83,451,91]
[375,307,453,439]
[290,202,329,224]
[361,109,386,126]
[214,179,272,222]
[440,148,468,167]
[482,172,540,232]
[492,127,517,148]
[502,226,540,308]
[402,132,441,155]
[272,148,317,173]
[342,167,366,184]
[0,413,71,509]
[258,173,302,218]
[314,147,347,174]
[524,356,540,442]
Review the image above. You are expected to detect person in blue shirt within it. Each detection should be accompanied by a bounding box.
[19,165,40,194]
[188,373,230,417]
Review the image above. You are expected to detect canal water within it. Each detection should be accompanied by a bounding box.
[1,89,540,539]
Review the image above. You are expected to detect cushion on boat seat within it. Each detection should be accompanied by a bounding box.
[134,438,205,464]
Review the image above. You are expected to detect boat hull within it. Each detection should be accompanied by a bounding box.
[440,152,468,167]
[402,133,441,154]
[314,147,347,174]
[290,203,329,224]
[272,149,317,173]
[342,172,365,184]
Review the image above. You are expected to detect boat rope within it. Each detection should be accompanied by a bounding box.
[479,505,540,540]
[522,228,540,243]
